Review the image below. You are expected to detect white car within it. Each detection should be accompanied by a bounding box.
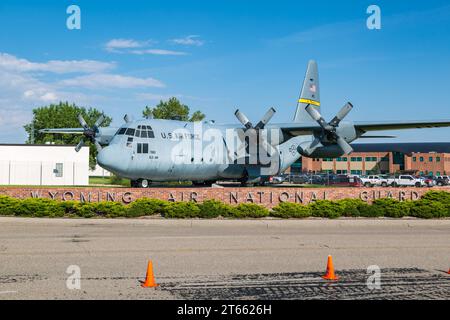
[387,175,426,187]
[360,175,389,187]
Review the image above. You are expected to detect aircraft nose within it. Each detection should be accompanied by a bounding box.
[97,146,128,175]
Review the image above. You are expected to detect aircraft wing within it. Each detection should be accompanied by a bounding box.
[351,142,450,154]
[39,128,85,134]
[353,120,450,132]
[272,119,450,136]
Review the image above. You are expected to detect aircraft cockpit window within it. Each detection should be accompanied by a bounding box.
[117,128,126,135]
[125,128,135,136]
[134,125,155,138]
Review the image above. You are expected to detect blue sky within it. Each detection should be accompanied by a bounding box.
[0,0,449,143]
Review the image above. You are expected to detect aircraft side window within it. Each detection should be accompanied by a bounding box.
[135,130,140,137]
[125,128,135,136]
[117,128,126,135]
[137,143,142,153]
[141,130,148,138]
[126,137,133,147]
[147,129,155,138]
[143,143,149,153]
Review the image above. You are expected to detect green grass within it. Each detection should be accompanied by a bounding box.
[89,176,130,187]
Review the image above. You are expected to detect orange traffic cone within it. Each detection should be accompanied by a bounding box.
[322,255,339,280]
[141,260,159,288]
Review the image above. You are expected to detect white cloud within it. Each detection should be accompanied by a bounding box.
[129,49,187,56]
[171,35,204,46]
[59,73,165,89]
[0,53,115,74]
[104,38,154,52]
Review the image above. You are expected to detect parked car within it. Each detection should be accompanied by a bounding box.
[360,175,389,187]
[328,175,361,187]
[269,176,285,184]
[387,175,426,187]
[434,176,449,186]
[420,176,436,187]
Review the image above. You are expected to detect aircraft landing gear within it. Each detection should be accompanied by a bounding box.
[192,180,215,187]
[131,179,151,188]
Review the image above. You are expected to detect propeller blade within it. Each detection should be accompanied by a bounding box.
[336,136,353,154]
[94,114,105,128]
[255,107,276,130]
[78,114,89,130]
[329,102,353,127]
[305,104,331,130]
[94,140,102,152]
[235,109,253,130]
[75,139,84,152]
[303,137,323,156]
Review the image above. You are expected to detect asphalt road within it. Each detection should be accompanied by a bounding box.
[0,217,449,299]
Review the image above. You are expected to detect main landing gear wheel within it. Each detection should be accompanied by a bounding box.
[192,180,215,187]
[132,179,150,188]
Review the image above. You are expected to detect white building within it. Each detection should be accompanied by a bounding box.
[89,164,111,177]
[0,144,89,186]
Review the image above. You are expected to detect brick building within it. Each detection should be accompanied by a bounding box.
[291,151,450,176]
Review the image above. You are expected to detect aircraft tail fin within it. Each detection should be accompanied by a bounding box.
[293,60,320,123]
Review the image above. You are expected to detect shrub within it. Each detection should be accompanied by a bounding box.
[271,202,311,218]
[164,202,200,218]
[14,198,65,217]
[371,198,410,218]
[232,203,270,218]
[0,196,20,216]
[309,200,343,219]
[58,201,80,217]
[126,198,170,217]
[410,200,448,219]
[198,200,234,218]
[337,199,369,217]
[77,202,126,218]
[421,191,450,203]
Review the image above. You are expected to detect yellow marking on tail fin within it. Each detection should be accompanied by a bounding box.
[298,98,320,106]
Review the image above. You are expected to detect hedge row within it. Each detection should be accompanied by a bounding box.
[0,191,449,219]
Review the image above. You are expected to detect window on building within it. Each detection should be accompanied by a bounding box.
[365,157,377,162]
[419,157,424,162]
[351,170,362,175]
[54,163,63,177]
[436,157,441,162]
[381,156,389,162]
[429,157,433,162]
[436,171,441,176]
[336,170,348,174]
[412,157,417,162]
[351,157,362,162]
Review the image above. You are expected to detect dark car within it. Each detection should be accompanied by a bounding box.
[434,176,449,186]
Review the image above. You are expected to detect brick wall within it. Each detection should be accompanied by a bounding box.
[1,186,449,208]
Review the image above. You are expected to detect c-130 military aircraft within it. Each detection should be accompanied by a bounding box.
[41,60,450,187]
